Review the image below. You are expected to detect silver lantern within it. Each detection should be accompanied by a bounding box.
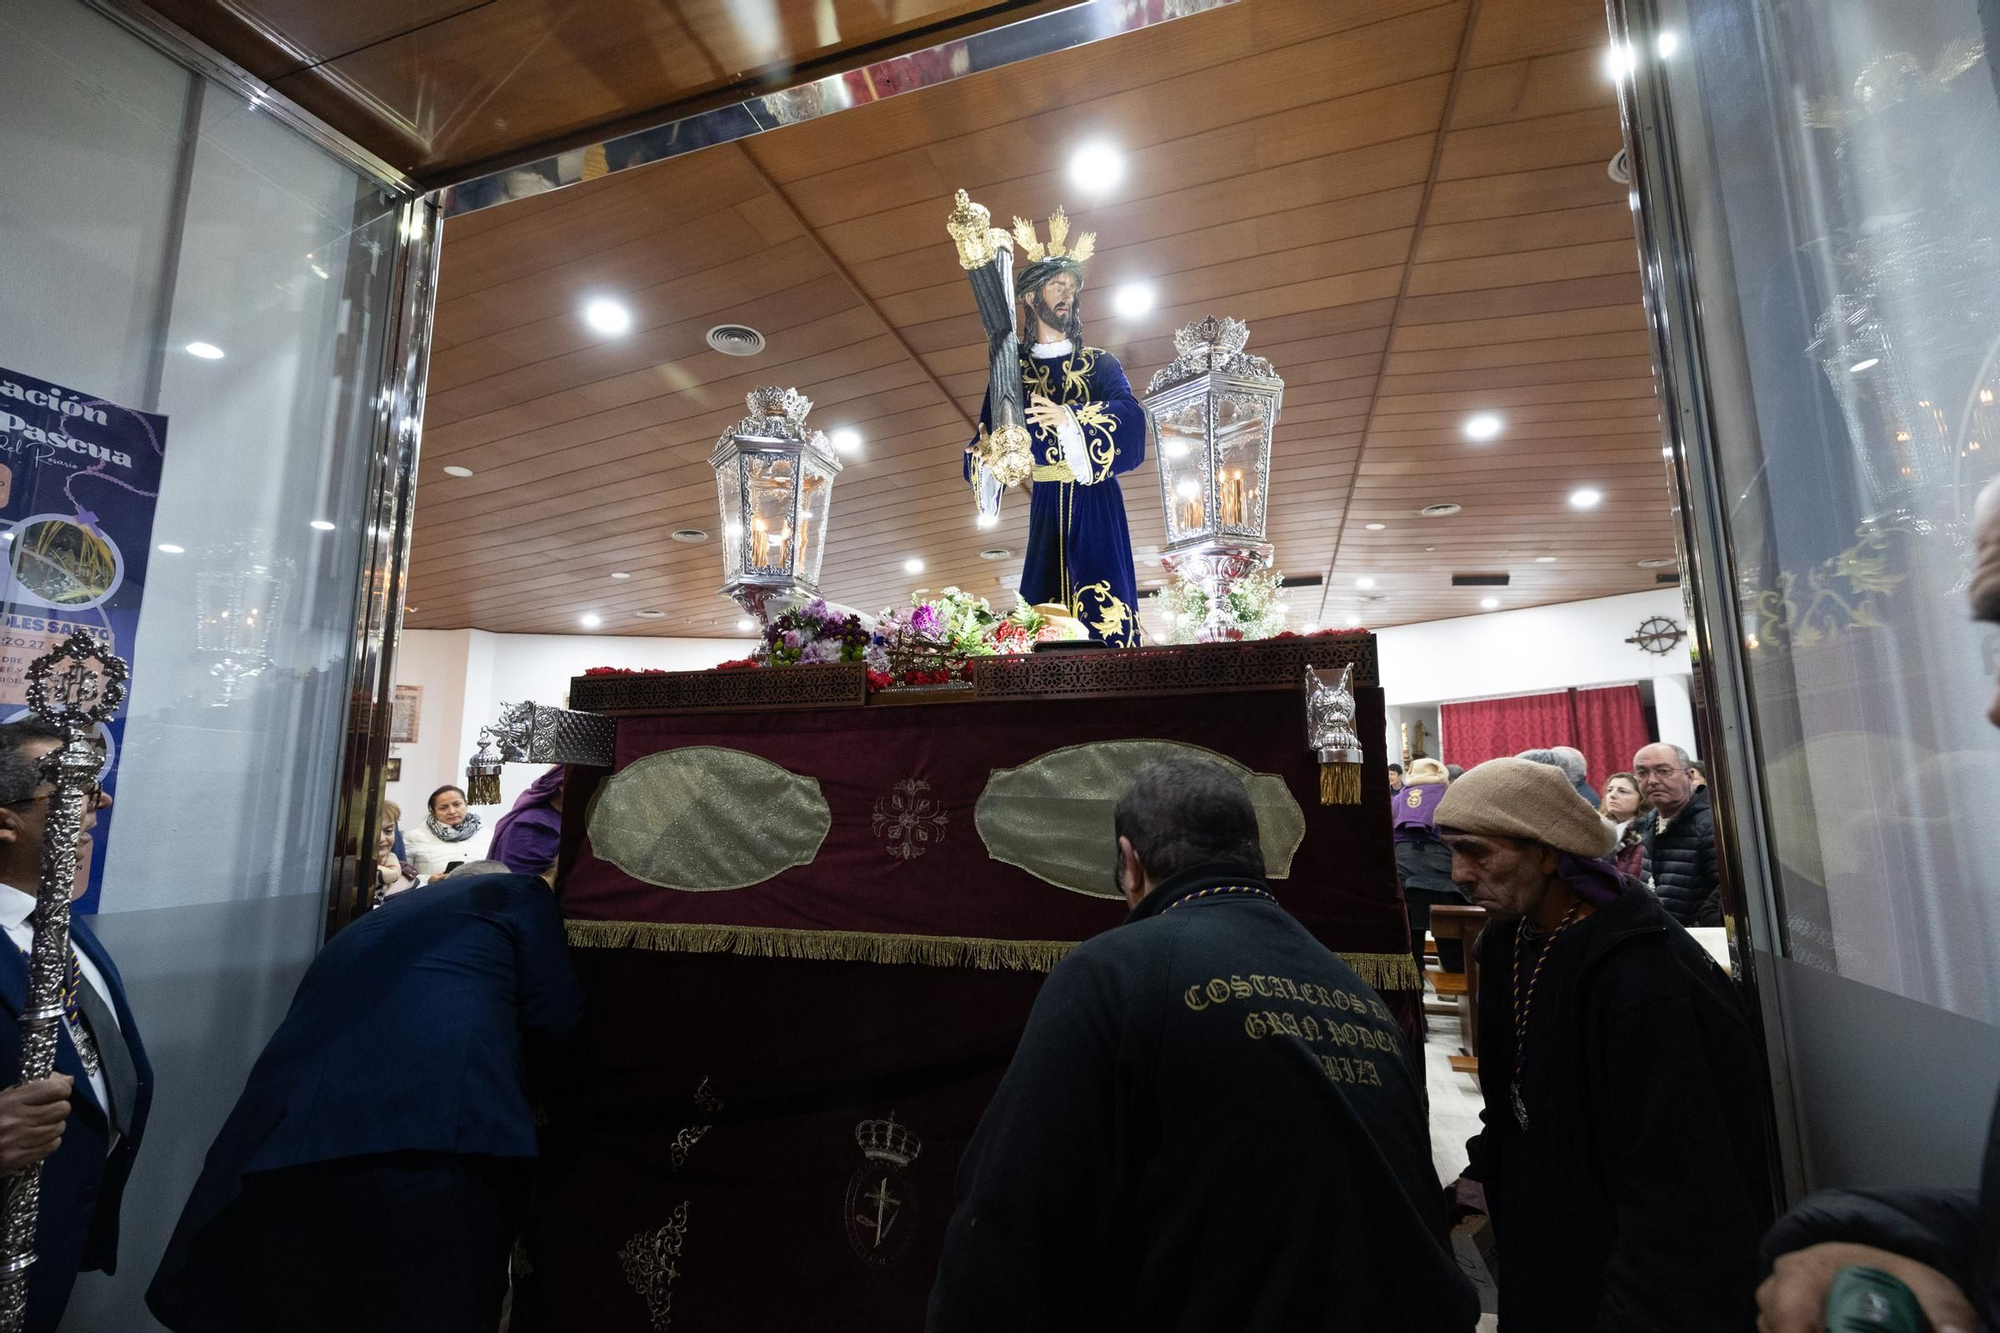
[709,387,843,623]
[1142,316,1284,641]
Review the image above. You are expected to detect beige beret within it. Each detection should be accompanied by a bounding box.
[1433,757,1619,859]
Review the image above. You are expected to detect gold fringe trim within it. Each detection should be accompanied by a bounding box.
[566,919,1078,972]
[1318,762,1361,804]
[567,921,1425,990]
[1338,950,1423,993]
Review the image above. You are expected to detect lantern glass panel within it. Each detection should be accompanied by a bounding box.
[716,461,743,580]
[1213,392,1269,537]
[798,458,834,585]
[1157,398,1212,543]
[744,452,799,574]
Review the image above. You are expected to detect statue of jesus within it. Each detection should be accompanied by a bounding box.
[963,208,1147,647]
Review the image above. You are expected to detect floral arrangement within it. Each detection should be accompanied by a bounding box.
[760,598,871,666]
[991,601,1085,652]
[1158,565,1288,643]
[873,587,1001,661]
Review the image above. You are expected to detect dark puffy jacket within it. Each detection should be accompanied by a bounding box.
[1643,787,1721,926]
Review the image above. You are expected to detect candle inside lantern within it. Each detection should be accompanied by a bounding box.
[1220,469,1246,526]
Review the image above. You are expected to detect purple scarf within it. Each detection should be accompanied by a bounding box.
[488,766,565,876]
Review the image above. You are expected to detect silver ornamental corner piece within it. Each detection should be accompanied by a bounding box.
[1305,663,1363,765]
[1146,315,1281,395]
[736,387,814,441]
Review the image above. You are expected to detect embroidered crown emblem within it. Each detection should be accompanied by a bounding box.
[1011,206,1096,266]
[854,1113,921,1168]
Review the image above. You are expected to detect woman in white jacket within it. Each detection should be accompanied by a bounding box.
[401,784,493,877]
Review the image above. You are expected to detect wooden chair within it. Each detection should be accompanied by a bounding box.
[1427,904,1488,1074]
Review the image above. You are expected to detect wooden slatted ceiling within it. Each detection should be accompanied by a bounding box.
[129,0,1058,179]
[406,0,1678,641]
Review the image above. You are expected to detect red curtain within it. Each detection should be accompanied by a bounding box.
[1570,684,1651,792]
[1438,690,1574,768]
[1440,684,1651,793]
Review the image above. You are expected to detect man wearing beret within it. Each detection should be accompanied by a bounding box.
[1436,757,1771,1330]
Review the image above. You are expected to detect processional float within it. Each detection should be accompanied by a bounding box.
[0,630,125,1332]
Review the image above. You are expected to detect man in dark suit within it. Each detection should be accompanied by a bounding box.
[146,862,583,1332]
[0,719,150,1333]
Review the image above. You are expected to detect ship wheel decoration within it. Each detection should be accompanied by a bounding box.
[1626,616,1687,656]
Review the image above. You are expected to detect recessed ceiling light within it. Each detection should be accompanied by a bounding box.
[1112,283,1155,318]
[1068,140,1124,191]
[157,543,185,554]
[1463,413,1503,441]
[1481,597,1501,610]
[1535,555,1558,563]
[1420,502,1462,517]
[635,609,667,618]
[1662,445,1673,457]
[1364,522,1386,531]
[670,528,708,543]
[583,298,632,335]
[1354,577,1376,589]
[1344,614,1362,626]
[979,547,1013,560]
[610,571,631,580]
[185,341,224,359]
[442,465,474,478]
[735,617,755,632]
[1848,358,1880,373]
[309,519,336,531]
[1569,487,1603,509]
[830,428,862,455]
[579,613,603,629]
[904,557,924,574]
[1656,31,1679,57]
[976,513,999,530]
[1603,42,1637,81]
[1637,557,1677,568]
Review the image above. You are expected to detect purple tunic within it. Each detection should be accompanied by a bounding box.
[1391,781,1446,844]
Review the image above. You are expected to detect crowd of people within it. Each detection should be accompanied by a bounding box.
[2,487,1998,1330]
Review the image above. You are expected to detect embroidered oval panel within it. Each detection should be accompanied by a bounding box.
[974,740,1306,899]
[590,746,831,891]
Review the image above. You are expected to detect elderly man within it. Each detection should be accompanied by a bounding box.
[1752,476,2000,1331]
[929,755,1476,1331]
[148,863,580,1332]
[1634,742,1721,924]
[1438,757,1769,1330]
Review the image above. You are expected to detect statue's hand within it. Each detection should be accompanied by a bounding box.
[1025,393,1067,432]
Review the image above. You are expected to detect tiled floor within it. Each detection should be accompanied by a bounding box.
[1425,1004,1501,1330]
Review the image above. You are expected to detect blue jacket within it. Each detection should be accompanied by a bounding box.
[0,912,153,1333]
[146,873,582,1326]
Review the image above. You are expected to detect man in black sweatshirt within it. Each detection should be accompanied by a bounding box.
[926,755,1476,1332]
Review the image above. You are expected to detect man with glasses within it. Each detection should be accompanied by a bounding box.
[0,718,150,1333]
[1633,742,1722,925]
[927,754,1476,1331]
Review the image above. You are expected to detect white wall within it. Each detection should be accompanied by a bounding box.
[1375,589,1698,761]
[387,628,756,818]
